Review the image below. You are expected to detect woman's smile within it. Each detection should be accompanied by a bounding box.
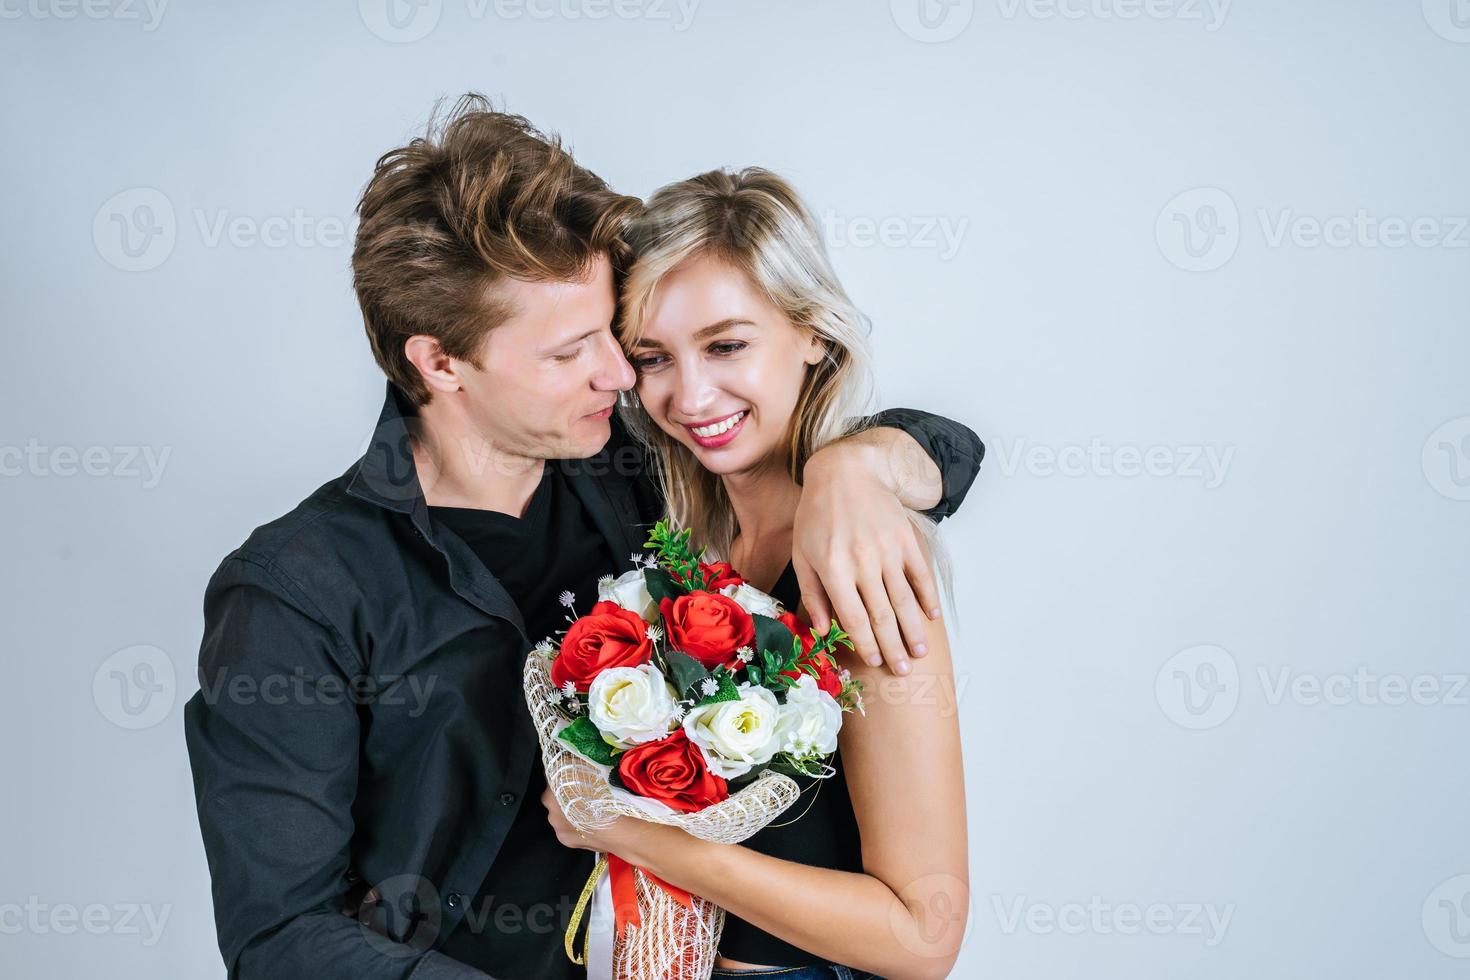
[683,409,748,448]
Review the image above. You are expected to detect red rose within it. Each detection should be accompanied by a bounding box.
[776,611,842,697]
[660,592,755,671]
[618,730,728,813]
[550,600,654,692]
[672,561,745,591]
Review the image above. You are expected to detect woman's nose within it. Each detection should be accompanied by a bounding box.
[672,361,714,420]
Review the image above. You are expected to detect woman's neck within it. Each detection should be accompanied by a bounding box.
[721,460,802,587]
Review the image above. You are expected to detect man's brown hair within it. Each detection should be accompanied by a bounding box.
[352,93,640,405]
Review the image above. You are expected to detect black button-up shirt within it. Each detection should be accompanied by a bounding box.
[184,383,983,979]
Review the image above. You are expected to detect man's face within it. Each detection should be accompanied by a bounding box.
[457,254,636,461]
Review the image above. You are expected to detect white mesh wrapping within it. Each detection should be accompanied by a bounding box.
[524,653,801,978]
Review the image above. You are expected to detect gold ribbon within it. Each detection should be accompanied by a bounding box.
[564,853,608,965]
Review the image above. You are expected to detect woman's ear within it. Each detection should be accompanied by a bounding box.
[802,329,829,367]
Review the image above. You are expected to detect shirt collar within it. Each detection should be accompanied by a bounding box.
[347,382,431,526]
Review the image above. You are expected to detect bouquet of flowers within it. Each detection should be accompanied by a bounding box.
[523,519,864,980]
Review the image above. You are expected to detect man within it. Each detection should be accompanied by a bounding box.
[184,94,983,979]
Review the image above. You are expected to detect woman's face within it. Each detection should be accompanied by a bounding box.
[627,253,825,477]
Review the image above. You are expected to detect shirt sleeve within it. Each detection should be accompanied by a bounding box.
[184,556,493,980]
[861,407,986,522]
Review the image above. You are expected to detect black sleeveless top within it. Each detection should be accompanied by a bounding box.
[717,562,866,966]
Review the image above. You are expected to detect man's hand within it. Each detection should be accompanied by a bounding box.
[793,430,944,676]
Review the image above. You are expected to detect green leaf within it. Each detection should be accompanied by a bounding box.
[643,567,684,604]
[694,667,741,707]
[665,648,713,701]
[557,716,620,766]
[752,613,796,662]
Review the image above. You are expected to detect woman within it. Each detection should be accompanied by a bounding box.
[544,169,969,980]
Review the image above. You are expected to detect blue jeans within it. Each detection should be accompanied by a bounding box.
[710,966,882,980]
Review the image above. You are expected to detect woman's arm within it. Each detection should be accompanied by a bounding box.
[548,588,969,980]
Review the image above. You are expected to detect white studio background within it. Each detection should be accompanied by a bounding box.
[3,2,1468,978]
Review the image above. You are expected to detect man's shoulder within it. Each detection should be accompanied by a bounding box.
[211,463,399,597]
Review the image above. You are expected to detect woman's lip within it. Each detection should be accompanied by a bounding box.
[683,410,745,429]
[685,410,747,448]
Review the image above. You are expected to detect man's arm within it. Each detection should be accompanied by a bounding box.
[184,556,489,980]
[793,407,984,676]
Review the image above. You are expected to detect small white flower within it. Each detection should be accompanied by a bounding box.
[533,639,556,659]
[558,590,576,609]
[641,554,660,569]
[645,623,664,642]
[597,574,615,589]
[699,677,719,697]
[562,680,577,701]
[736,646,755,664]
[629,552,642,565]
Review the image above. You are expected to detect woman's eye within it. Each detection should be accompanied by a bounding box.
[710,341,747,356]
[632,354,667,371]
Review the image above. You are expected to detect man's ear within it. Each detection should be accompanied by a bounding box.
[404,335,463,396]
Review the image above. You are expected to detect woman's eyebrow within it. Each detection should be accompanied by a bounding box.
[633,318,755,350]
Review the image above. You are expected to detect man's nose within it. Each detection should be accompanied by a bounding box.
[592,332,637,392]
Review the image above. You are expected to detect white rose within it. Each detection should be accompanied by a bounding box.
[682,683,782,778]
[774,673,843,758]
[599,568,659,623]
[587,664,681,748]
[720,582,782,619]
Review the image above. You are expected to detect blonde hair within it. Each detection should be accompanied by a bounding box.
[617,168,953,606]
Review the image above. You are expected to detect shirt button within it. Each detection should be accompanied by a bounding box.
[446,892,463,909]
[499,791,517,806]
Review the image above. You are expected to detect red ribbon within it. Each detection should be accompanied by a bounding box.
[605,853,695,940]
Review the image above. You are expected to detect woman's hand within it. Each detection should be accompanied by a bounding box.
[540,786,650,857]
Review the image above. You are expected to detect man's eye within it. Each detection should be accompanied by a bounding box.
[552,348,582,362]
